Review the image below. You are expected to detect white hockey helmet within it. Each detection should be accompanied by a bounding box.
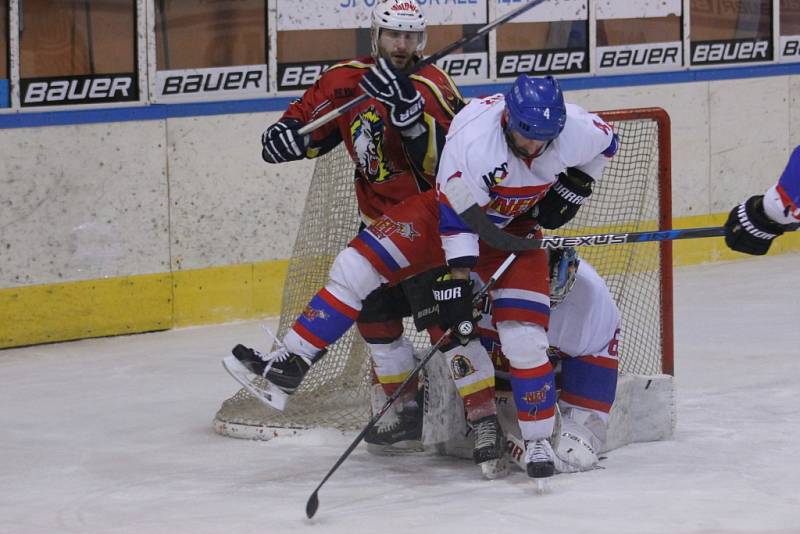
[371,0,428,58]
[548,246,580,307]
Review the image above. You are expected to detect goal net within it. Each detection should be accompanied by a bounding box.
[214,107,673,439]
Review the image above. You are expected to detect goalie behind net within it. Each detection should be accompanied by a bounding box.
[213,107,674,441]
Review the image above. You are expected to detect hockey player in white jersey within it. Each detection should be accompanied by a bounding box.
[430,75,618,479]
[724,145,800,255]
[480,248,620,474]
[225,74,618,482]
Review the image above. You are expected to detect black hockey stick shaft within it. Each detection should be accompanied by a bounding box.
[297,0,550,136]
[306,253,518,519]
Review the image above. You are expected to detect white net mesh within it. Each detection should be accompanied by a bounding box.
[214,108,672,437]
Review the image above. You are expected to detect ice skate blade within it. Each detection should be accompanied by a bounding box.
[479,456,509,480]
[366,441,424,456]
[534,478,549,494]
[222,355,288,411]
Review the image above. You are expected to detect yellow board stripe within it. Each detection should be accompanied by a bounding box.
[0,260,288,349]
[1,213,799,349]
[458,376,496,398]
[0,273,173,348]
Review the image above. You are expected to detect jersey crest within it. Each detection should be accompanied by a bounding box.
[487,186,547,217]
[450,354,476,379]
[371,217,420,241]
[350,106,395,184]
[480,162,509,188]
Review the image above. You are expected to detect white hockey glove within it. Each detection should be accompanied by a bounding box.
[359,57,425,130]
[261,118,309,163]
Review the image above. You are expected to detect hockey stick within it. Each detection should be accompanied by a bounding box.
[461,202,727,251]
[525,226,726,250]
[297,0,551,136]
[306,252,518,519]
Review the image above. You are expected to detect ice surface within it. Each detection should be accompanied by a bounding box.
[1,254,798,533]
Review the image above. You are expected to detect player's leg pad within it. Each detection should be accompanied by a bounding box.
[442,339,497,421]
[552,415,601,473]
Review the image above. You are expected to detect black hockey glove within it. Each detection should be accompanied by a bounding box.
[432,274,479,345]
[261,118,309,163]
[531,167,594,229]
[359,57,425,130]
[724,195,786,255]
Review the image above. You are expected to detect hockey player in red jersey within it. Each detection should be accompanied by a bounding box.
[261,1,462,222]
[235,0,465,451]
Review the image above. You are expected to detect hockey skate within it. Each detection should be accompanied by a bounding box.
[471,415,508,480]
[222,343,311,411]
[365,405,424,455]
[525,439,556,492]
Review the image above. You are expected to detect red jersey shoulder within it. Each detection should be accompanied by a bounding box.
[411,64,464,117]
[315,56,373,102]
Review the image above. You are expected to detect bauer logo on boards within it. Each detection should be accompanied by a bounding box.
[598,43,681,72]
[21,74,137,107]
[691,39,771,65]
[497,49,587,76]
[780,36,800,61]
[160,68,265,96]
[278,62,335,90]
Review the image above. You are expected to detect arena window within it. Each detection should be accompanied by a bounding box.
[153,0,266,102]
[155,0,265,70]
[690,0,773,65]
[780,0,800,61]
[20,0,135,77]
[496,20,590,78]
[18,0,137,107]
[596,16,682,72]
[276,28,364,91]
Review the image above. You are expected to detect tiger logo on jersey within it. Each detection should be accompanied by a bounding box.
[350,107,395,184]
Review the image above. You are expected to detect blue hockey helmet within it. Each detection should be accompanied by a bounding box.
[505,75,566,141]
